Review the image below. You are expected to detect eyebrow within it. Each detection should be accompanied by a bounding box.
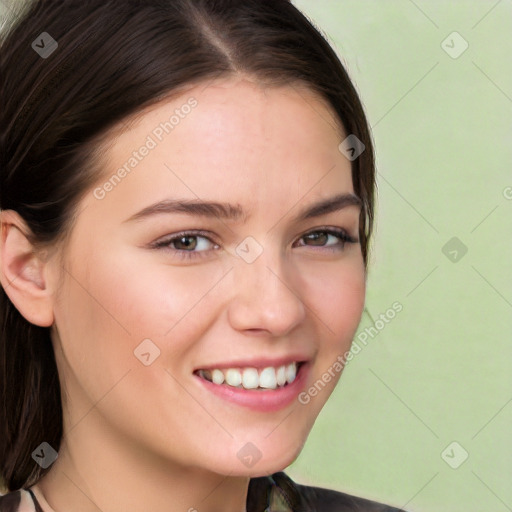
[123,193,362,224]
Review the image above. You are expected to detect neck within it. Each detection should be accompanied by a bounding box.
[33,409,251,512]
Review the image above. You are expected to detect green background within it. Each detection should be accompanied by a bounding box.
[1,1,511,510]
[286,2,512,511]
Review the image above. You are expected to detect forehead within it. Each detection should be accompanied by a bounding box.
[84,77,353,224]
[102,77,345,162]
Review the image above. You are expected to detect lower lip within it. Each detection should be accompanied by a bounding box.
[193,363,310,412]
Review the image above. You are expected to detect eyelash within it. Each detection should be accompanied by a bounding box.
[151,227,359,261]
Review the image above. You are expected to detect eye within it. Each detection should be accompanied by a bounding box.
[151,230,219,261]
[294,228,358,252]
[150,227,358,262]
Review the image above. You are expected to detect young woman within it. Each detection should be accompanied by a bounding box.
[0,1,407,510]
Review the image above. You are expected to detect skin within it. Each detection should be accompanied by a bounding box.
[0,76,366,512]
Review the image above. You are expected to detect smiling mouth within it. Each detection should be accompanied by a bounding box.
[194,362,305,391]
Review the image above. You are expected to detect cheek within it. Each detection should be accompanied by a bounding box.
[73,248,227,357]
[292,260,365,418]
[301,258,366,345]
[54,249,219,430]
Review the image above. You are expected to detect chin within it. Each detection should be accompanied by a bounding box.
[252,450,302,478]
[210,438,305,478]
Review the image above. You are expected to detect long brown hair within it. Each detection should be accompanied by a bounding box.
[0,0,375,495]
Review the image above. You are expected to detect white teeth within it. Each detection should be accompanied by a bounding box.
[211,369,225,385]
[276,366,286,386]
[242,368,259,389]
[225,368,242,387]
[285,363,297,384]
[198,362,300,390]
[259,367,277,389]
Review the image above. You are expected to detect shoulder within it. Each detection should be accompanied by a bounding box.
[273,471,408,512]
[0,489,40,512]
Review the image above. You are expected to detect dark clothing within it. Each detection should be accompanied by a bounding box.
[0,471,407,511]
[248,472,407,511]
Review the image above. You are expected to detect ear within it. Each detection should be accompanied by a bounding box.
[0,209,56,327]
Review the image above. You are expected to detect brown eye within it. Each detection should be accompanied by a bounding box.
[303,231,329,246]
[295,228,358,251]
[173,235,198,251]
[152,231,219,261]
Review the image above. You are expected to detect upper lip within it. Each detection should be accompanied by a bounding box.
[194,355,311,371]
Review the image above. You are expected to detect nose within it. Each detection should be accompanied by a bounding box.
[226,249,306,336]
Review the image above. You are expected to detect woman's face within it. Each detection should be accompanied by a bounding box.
[48,77,366,477]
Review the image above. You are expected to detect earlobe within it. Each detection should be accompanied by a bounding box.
[0,209,55,327]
